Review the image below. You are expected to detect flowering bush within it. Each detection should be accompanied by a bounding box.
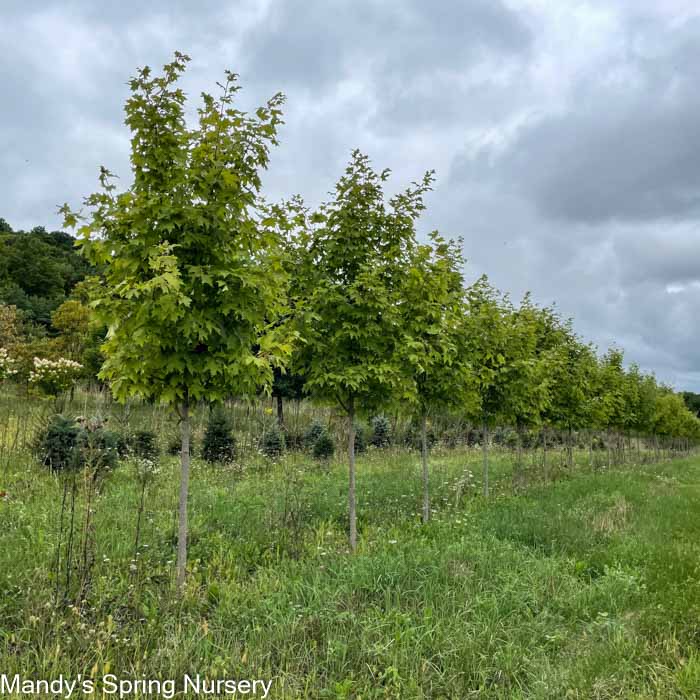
[29,356,83,396]
[0,348,18,381]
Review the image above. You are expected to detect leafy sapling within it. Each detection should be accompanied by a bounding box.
[60,53,292,592]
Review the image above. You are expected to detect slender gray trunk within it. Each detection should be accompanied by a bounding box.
[421,411,429,523]
[134,478,147,563]
[348,396,357,552]
[542,427,548,483]
[482,421,489,498]
[276,393,284,429]
[54,479,68,604]
[516,424,524,472]
[176,396,190,594]
[65,475,77,595]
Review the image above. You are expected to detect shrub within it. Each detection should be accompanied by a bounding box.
[303,421,326,449]
[313,430,335,461]
[37,415,83,472]
[128,430,159,460]
[0,348,18,381]
[261,426,285,458]
[405,421,437,450]
[354,423,368,454]
[202,407,236,464]
[167,434,194,456]
[285,429,304,450]
[28,357,83,396]
[86,425,121,473]
[466,427,482,447]
[37,415,120,474]
[370,415,391,447]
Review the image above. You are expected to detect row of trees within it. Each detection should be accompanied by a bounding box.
[20,53,696,590]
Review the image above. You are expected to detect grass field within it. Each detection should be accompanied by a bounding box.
[2,423,700,698]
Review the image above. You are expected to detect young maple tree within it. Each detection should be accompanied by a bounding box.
[295,150,429,551]
[462,276,512,497]
[61,53,291,592]
[402,233,478,522]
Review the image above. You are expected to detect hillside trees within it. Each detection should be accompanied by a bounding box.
[0,223,92,324]
[60,53,291,592]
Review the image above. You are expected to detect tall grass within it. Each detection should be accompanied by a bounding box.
[1,389,698,697]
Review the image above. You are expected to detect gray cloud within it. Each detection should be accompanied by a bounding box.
[451,16,700,224]
[242,0,531,89]
[1,0,699,389]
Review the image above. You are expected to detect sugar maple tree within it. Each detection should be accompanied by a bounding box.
[295,150,430,550]
[61,53,291,592]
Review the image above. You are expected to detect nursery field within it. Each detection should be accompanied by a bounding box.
[1,395,700,698]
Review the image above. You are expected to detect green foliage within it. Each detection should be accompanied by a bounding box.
[544,322,598,432]
[0,225,92,325]
[50,299,91,362]
[402,232,478,419]
[272,367,306,401]
[36,415,84,472]
[60,53,292,407]
[354,422,368,454]
[127,430,159,460]
[369,415,391,447]
[463,277,514,427]
[312,429,335,461]
[202,407,236,464]
[261,425,285,458]
[295,150,431,413]
[303,420,326,449]
[36,415,120,473]
[87,426,122,473]
[682,391,700,418]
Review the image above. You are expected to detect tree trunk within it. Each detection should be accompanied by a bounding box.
[482,421,489,498]
[276,393,284,429]
[517,424,524,472]
[421,411,430,524]
[176,395,190,594]
[348,396,357,553]
[542,427,548,483]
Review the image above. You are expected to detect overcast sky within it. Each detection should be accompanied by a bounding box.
[2,0,699,389]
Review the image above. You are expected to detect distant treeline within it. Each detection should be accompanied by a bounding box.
[0,217,92,325]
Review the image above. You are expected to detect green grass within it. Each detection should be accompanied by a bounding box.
[2,439,700,698]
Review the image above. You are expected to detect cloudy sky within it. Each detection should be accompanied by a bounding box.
[2,0,699,389]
